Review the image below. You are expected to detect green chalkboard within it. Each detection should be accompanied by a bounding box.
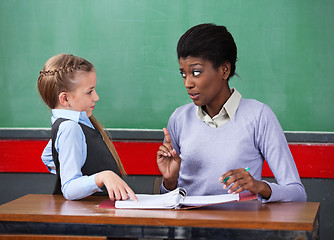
[0,0,333,131]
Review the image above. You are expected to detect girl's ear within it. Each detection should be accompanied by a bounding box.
[220,62,231,80]
[58,92,70,107]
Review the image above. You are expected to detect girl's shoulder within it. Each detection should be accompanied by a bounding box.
[57,119,84,138]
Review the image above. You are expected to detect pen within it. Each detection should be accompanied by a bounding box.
[220,167,250,183]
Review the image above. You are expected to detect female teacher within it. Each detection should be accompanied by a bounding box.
[157,23,306,202]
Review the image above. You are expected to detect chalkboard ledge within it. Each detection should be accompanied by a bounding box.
[0,128,333,142]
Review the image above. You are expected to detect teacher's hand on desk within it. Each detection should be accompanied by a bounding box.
[220,168,272,199]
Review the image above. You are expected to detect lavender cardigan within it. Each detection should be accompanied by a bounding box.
[161,98,306,203]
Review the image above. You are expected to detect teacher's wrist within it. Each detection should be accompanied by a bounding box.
[163,177,178,191]
[258,181,272,200]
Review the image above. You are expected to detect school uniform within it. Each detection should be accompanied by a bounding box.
[50,109,120,200]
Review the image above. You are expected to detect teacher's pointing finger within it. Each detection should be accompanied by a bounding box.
[163,128,171,142]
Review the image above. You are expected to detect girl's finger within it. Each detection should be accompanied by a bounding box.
[126,187,138,201]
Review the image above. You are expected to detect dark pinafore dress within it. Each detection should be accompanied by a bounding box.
[51,118,121,195]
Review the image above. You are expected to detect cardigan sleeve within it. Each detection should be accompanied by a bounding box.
[256,104,307,202]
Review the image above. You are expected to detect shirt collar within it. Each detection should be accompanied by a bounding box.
[197,88,241,122]
[223,88,241,120]
[51,109,94,129]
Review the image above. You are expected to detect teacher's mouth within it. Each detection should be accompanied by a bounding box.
[188,93,200,100]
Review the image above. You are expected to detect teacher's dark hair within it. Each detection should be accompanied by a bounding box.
[177,23,237,79]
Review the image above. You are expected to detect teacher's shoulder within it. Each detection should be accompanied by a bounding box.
[170,102,195,119]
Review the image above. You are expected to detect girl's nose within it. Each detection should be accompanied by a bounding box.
[94,91,99,102]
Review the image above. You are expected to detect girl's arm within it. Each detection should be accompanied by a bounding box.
[95,170,137,201]
[55,121,101,200]
[41,139,56,174]
[56,121,137,201]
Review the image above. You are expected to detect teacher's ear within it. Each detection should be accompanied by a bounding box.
[221,61,231,80]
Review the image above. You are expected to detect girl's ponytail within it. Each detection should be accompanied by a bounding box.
[89,115,127,176]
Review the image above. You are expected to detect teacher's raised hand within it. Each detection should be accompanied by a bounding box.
[157,128,181,190]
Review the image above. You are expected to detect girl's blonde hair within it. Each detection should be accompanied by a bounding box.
[37,53,126,175]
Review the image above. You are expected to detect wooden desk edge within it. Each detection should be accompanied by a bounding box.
[0,194,320,232]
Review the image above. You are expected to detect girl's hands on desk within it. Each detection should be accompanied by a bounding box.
[95,170,137,201]
[219,168,272,200]
[157,128,181,191]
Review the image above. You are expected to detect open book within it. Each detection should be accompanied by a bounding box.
[98,188,257,210]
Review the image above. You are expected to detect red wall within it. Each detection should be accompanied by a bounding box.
[0,140,333,178]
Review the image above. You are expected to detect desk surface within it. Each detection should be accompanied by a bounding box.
[0,194,320,239]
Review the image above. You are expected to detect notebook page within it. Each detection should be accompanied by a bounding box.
[115,188,182,209]
[180,193,239,206]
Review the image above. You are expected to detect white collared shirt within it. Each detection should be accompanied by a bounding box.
[197,88,242,128]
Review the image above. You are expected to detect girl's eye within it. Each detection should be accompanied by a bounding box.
[193,70,201,76]
[88,90,93,95]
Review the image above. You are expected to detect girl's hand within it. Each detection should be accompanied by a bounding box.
[95,170,137,201]
[219,168,272,199]
[156,128,181,191]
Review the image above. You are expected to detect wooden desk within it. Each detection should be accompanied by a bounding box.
[0,194,319,240]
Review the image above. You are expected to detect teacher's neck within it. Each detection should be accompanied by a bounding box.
[204,86,232,118]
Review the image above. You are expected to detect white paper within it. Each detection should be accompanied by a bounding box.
[115,188,240,209]
[180,193,239,206]
[115,188,182,209]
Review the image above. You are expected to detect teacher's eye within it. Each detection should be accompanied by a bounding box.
[192,70,201,77]
[180,71,186,78]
